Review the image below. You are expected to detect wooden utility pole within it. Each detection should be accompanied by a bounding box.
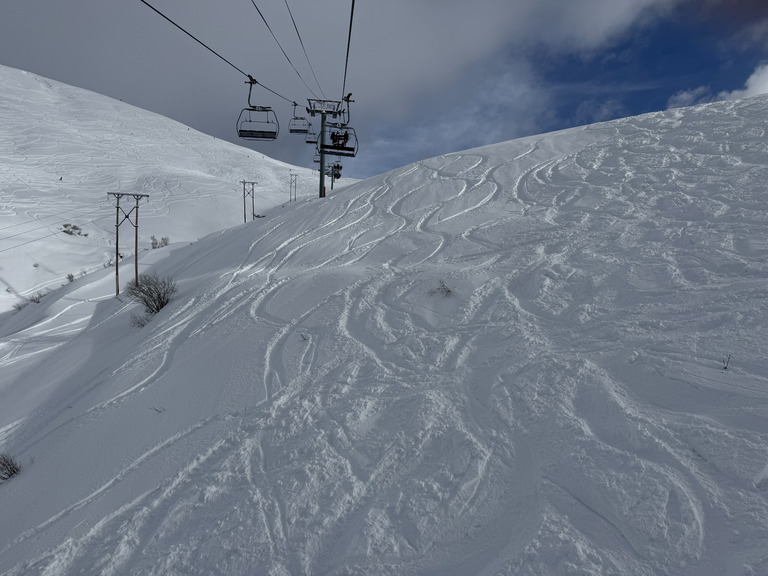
[109,192,148,296]
[241,180,257,222]
[289,173,298,203]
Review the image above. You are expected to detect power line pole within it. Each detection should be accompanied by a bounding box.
[109,192,148,296]
[289,172,298,202]
[241,180,257,222]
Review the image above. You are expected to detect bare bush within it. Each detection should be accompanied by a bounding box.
[130,311,151,328]
[61,223,86,236]
[27,290,46,303]
[428,280,452,297]
[0,454,20,482]
[126,272,177,315]
[14,290,46,311]
[151,235,170,249]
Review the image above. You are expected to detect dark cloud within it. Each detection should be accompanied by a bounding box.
[704,0,768,20]
[681,0,768,42]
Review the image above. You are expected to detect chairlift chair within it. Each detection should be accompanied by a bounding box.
[319,124,358,158]
[237,106,279,141]
[289,116,310,134]
[236,76,279,141]
[289,104,311,134]
[327,162,342,179]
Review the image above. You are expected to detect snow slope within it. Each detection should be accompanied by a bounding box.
[0,64,327,314]
[2,70,768,575]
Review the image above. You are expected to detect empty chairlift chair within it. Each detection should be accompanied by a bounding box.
[237,106,279,141]
[289,104,311,134]
[236,76,279,141]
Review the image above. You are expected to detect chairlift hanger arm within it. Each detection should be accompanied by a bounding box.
[343,92,354,124]
[243,74,295,106]
[246,75,258,108]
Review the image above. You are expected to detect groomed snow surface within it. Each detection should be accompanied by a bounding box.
[2,67,768,575]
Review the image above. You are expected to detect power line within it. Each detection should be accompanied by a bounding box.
[0,204,105,234]
[0,205,110,243]
[0,204,111,254]
[0,226,96,254]
[284,0,326,99]
[341,0,356,102]
[247,0,318,99]
[0,234,59,254]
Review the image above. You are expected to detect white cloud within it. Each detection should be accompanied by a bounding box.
[348,0,683,113]
[719,63,768,100]
[0,0,705,177]
[666,86,713,109]
[356,62,551,175]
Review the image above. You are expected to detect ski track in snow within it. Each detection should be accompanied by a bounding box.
[2,84,768,575]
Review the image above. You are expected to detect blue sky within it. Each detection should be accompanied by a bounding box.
[1,0,767,179]
[357,0,768,177]
[537,10,767,127]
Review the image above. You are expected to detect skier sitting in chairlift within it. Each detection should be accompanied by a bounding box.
[330,130,350,148]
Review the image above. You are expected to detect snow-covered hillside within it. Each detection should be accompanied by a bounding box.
[1,68,768,575]
[0,64,326,314]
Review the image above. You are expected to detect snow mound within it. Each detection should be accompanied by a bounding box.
[1,78,768,575]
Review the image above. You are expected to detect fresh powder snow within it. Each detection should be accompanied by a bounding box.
[1,65,768,575]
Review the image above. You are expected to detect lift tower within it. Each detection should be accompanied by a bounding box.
[306,99,343,198]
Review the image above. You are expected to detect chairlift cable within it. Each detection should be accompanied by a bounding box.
[248,0,319,99]
[340,0,356,102]
[139,0,250,78]
[284,0,326,99]
[139,0,295,104]
[248,76,295,105]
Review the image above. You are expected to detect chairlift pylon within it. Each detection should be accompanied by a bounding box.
[236,77,279,141]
